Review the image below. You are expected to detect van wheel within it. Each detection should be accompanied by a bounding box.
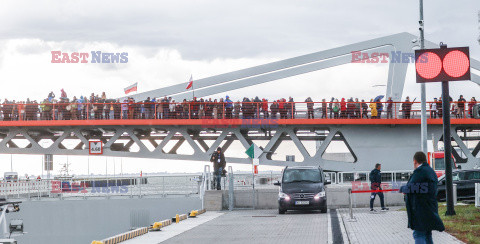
[320,207,327,213]
[279,208,286,214]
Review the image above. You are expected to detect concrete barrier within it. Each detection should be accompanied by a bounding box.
[189,208,206,217]
[93,227,148,244]
[150,218,172,231]
[204,186,406,210]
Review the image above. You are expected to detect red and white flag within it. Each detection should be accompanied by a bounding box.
[124,82,138,95]
[186,75,193,90]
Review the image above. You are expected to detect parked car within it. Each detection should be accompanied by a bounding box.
[274,166,330,214]
[4,172,18,182]
[437,169,480,201]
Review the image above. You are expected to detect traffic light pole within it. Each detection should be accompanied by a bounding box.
[440,44,456,216]
[419,0,428,155]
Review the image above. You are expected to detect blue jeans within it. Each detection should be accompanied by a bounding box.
[215,167,223,190]
[413,230,433,244]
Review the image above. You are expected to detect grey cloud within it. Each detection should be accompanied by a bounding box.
[0,0,478,60]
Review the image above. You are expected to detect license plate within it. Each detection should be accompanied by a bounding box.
[295,201,309,205]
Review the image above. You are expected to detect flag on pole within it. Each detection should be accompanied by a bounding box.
[124,82,138,95]
[186,75,193,90]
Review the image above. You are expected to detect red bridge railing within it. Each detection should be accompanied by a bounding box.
[0,101,477,122]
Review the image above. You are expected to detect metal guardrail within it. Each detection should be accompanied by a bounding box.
[1,100,478,121]
[2,174,203,200]
[2,169,414,201]
[337,171,413,184]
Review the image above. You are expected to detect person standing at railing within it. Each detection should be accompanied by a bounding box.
[333,99,340,119]
[361,100,368,119]
[402,97,412,119]
[376,98,383,119]
[322,99,328,119]
[234,101,241,119]
[348,98,356,119]
[121,99,128,119]
[218,98,225,119]
[225,96,233,119]
[182,99,189,119]
[128,98,135,119]
[305,97,314,119]
[340,98,346,118]
[430,98,437,119]
[113,99,121,119]
[48,91,55,103]
[262,98,269,119]
[210,147,226,190]
[457,95,466,118]
[77,96,84,120]
[436,98,443,119]
[451,102,459,119]
[468,97,477,118]
[369,163,388,212]
[170,99,177,119]
[386,97,393,119]
[354,98,361,119]
[369,99,377,119]
[143,97,151,119]
[288,97,295,119]
[270,100,278,119]
[329,97,334,119]
[279,98,287,119]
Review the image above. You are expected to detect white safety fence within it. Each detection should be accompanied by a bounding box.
[204,170,411,191]
[1,175,203,200]
[1,169,415,200]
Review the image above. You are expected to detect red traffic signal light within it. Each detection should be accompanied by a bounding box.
[415,47,470,83]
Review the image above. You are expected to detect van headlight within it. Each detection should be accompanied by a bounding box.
[279,192,290,201]
[314,191,326,200]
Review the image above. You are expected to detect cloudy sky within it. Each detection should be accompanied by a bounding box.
[0,0,479,176]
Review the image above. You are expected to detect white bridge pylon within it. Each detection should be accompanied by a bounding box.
[126,32,480,103]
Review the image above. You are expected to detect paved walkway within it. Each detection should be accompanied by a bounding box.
[338,207,464,244]
[123,207,464,244]
[162,209,330,244]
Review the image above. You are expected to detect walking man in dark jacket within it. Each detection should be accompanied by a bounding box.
[210,147,226,190]
[369,163,389,212]
[402,151,445,244]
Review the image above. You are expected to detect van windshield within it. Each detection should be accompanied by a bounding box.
[283,168,322,183]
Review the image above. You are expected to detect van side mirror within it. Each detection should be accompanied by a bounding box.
[457,165,461,170]
[273,181,281,186]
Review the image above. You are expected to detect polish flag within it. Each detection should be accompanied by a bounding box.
[124,82,138,94]
[186,75,193,90]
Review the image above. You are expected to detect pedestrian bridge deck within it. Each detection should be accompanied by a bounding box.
[0,118,479,127]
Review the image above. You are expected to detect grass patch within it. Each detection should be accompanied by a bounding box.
[438,204,480,244]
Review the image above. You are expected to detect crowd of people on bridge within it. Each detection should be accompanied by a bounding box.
[0,89,478,121]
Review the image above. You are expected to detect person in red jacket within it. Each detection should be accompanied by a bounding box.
[340,98,347,118]
[262,99,269,119]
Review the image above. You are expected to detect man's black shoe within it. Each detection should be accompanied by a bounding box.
[370,209,376,212]
[381,207,389,211]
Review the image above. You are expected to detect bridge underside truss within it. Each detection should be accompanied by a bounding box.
[1,124,479,171]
